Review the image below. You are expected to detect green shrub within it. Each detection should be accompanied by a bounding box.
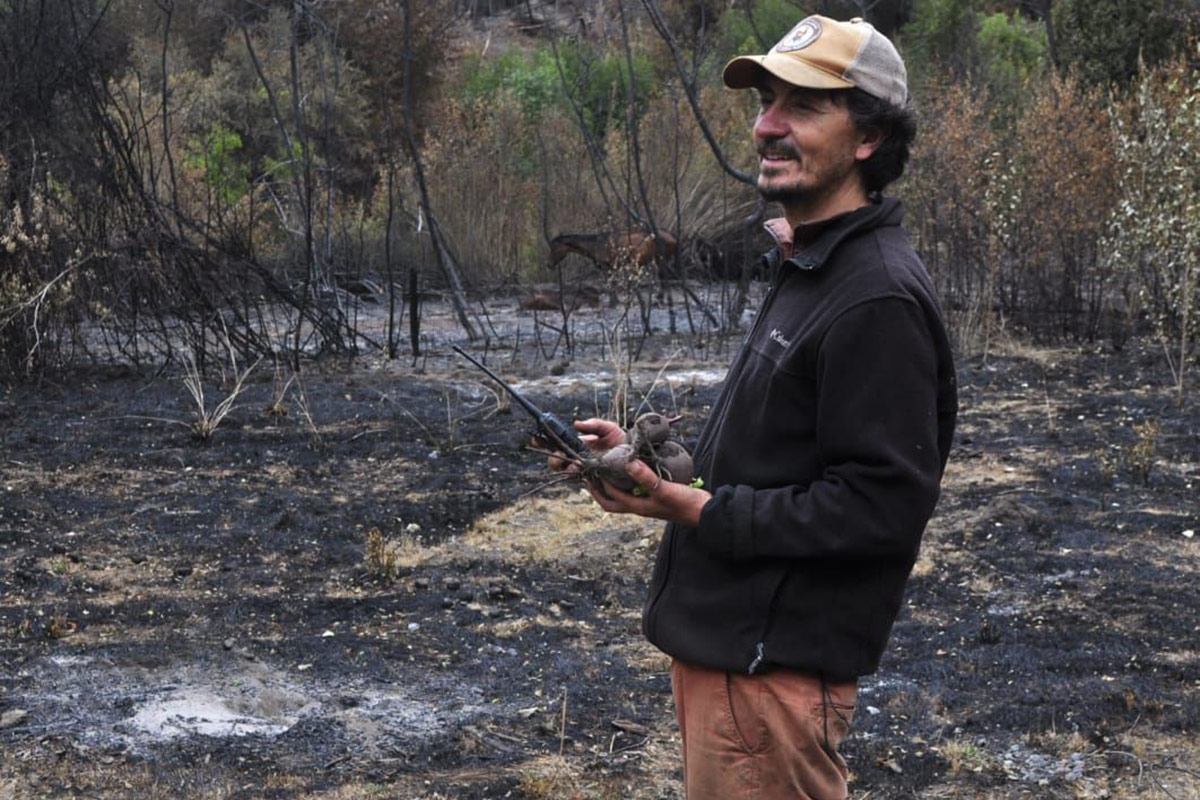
[457,42,656,139]
[459,48,562,115]
[183,123,251,207]
[977,10,1047,101]
[1052,0,1179,87]
[717,0,804,54]
[904,0,980,83]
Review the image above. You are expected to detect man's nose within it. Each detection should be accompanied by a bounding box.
[754,103,788,139]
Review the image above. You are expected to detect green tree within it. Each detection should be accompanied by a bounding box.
[457,42,655,141]
[977,10,1047,107]
[978,11,1046,86]
[903,0,980,83]
[718,0,810,53]
[1052,0,1178,87]
[183,123,250,207]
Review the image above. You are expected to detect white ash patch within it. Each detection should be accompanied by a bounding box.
[128,691,300,739]
[9,650,494,758]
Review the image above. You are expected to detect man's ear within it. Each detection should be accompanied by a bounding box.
[854,126,886,162]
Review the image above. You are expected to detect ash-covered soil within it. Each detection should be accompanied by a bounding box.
[0,334,1197,799]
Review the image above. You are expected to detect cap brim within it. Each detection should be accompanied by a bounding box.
[722,52,856,92]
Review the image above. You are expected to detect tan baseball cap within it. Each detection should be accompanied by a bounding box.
[723,15,908,107]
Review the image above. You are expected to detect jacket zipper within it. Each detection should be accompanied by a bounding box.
[650,257,790,644]
[691,260,787,468]
[747,569,792,674]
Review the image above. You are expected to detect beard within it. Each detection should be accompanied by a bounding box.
[755,139,813,203]
[755,139,860,208]
[757,166,818,205]
[757,180,811,204]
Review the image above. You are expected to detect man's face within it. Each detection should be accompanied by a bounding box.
[753,76,873,210]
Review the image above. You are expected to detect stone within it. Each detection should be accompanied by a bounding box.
[0,709,28,729]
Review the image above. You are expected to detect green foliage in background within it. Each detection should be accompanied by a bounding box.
[263,139,302,184]
[457,42,655,140]
[977,11,1046,92]
[183,123,250,207]
[904,0,980,81]
[460,47,562,115]
[717,0,805,54]
[1053,0,1178,87]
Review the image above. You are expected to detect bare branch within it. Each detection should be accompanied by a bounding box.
[640,0,755,186]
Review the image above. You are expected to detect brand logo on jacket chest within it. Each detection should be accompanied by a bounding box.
[769,328,792,348]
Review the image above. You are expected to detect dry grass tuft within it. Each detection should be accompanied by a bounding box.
[181,341,259,442]
[937,738,996,776]
[515,754,586,799]
[457,490,659,568]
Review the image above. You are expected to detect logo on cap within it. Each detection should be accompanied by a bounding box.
[776,17,822,53]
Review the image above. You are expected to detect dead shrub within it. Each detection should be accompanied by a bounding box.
[907,71,1120,352]
[422,95,544,284]
[904,77,997,352]
[0,173,81,378]
[601,85,759,248]
[1124,420,1159,485]
[364,527,397,581]
[1105,51,1200,406]
[998,74,1120,342]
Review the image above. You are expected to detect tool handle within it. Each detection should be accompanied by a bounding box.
[452,345,585,457]
[538,412,587,458]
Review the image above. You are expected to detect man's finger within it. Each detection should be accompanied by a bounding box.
[624,460,661,492]
[585,476,616,503]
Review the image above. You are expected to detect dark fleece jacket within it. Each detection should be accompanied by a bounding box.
[642,196,958,680]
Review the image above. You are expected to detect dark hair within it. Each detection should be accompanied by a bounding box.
[833,88,917,195]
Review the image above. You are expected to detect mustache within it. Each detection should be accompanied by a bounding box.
[757,139,799,159]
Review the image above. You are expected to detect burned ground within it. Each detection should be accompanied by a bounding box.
[0,336,1197,800]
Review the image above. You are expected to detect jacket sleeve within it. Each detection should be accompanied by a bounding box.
[694,295,946,561]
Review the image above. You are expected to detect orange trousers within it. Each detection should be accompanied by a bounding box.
[671,659,857,800]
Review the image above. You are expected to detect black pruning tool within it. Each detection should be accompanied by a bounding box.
[451,346,588,459]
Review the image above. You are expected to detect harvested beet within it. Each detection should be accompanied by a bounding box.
[630,412,674,447]
[529,414,694,495]
[653,440,693,484]
[596,443,637,490]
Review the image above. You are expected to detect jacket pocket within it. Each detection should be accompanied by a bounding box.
[641,522,678,642]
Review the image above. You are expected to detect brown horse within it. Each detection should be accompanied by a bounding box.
[548,230,678,277]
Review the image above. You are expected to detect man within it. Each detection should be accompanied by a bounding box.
[568,15,958,800]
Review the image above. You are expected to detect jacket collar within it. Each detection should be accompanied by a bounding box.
[762,196,904,273]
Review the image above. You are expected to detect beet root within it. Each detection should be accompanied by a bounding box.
[653,440,693,484]
[630,412,674,447]
[595,443,637,490]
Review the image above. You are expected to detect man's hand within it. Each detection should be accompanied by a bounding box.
[545,418,625,471]
[587,458,712,527]
[573,417,627,452]
[542,418,711,526]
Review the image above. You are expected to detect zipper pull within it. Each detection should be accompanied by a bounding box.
[747,642,765,674]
